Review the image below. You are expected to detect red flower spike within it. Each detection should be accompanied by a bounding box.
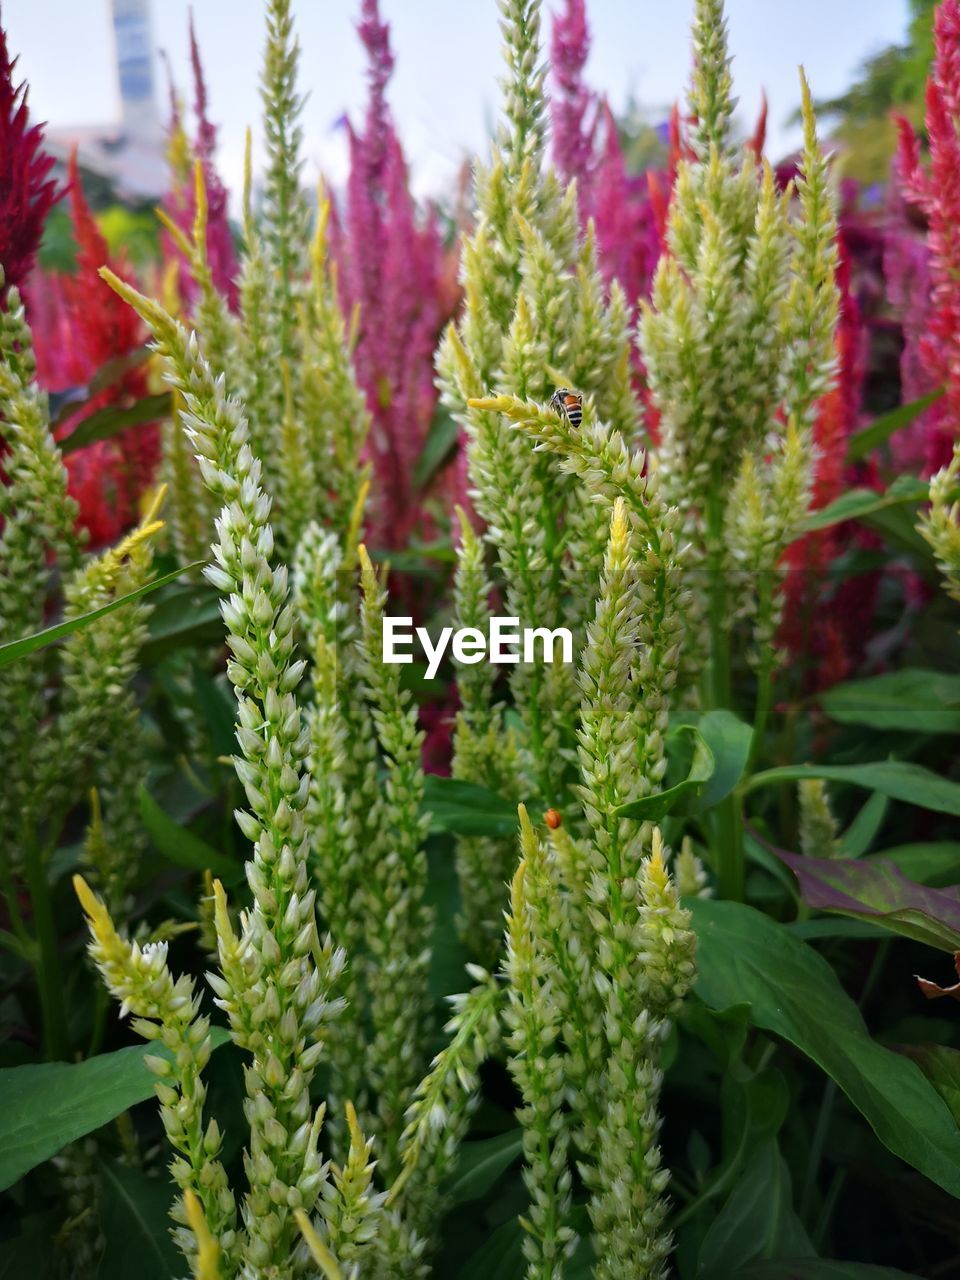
[0,24,63,293]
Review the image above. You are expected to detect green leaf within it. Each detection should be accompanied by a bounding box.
[191,670,238,760]
[97,1157,181,1280]
[0,561,204,670]
[775,848,960,951]
[413,408,460,489]
[423,776,520,838]
[745,760,960,817]
[866,842,960,888]
[675,1068,788,1231]
[458,1217,524,1280]
[445,1130,523,1206]
[139,583,222,663]
[694,710,754,811]
[139,785,240,883]
[0,1029,229,1190]
[820,668,960,734]
[614,725,714,820]
[696,1141,813,1278]
[798,476,929,535]
[897,1044,960,1127]
[60,392,170,455]
[839,791,889,857]
[690,898,960,1196]
[846,388,944,463]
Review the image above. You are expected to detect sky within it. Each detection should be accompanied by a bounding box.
[3,0,912,206]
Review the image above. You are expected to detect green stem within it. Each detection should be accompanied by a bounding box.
[714,795,744,901]
[706,485,743,898]
[749,656,775,776]
[705,490,731,711]
[24,836,68,1060]
[0,864,32,953]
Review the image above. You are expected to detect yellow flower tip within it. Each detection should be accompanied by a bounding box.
[161,258,182,316]
[509,856,528,918]
[345,481,368,559]
[183,1188,220,1280]
[610,495,628,544]
[345,1098,364,1151]
[357,543,373,576]
[155,207,192,257]
[98,268,159,327]
[293,1210,343,1280]
[466,395,505,413]
[140,482,169,526]
[316,194,331,244]
[193,157,208,218]
[73,873,101,921]
[647,828,671,890]
[454,504,476,545]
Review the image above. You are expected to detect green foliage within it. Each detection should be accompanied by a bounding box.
[691,898,960,1198]
[3,0,960,1277]
[0,1032,229,1191]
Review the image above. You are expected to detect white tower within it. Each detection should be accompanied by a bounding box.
[109,0,161,141]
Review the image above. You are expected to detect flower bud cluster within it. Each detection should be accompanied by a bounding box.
[97,270,347,1272]
[389,971,502,1250]
[356,546,433,1181]
[798,778,841,860]
[451,509,523,966]
[74,875,238,1273]
[294,518,381,1147]
[56,499,165,909]
[504,816,578,1276]
[438,0,645,952]
[921,439,960,605]
[159,0,369,562]
[0,287,80,852]
[639,2,838,678]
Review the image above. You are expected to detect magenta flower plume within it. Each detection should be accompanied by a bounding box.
[29,154,159,546]
[894,0,960,474]
[161,13,238,308]
[590,102,662,313]
[331,0,456,549]
[550,0,597,196]
[885,163,938,475]
[0,24,62,294]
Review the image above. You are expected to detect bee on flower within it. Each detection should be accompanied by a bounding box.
[550,386,583,428]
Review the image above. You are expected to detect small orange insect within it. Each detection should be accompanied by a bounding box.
[550,387,582,429]
[544,808,562,830]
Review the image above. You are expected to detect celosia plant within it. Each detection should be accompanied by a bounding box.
[0,272,163,1061]
[7,1,960,1278]
[550,0,662,317]
[0,23,61,295]
[638,0,839,893]
[897,0,960,477]
[330,0,456,549]
[162,14,238,310]
[30,154,160,547]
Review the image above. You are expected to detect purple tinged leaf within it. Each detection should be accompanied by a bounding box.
[776,848,960,953]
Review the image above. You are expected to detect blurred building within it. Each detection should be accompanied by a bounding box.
[45,0,166,204]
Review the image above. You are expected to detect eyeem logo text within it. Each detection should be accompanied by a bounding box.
[383,617,574,680]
